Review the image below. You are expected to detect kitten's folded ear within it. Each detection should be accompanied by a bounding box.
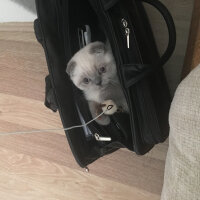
[89,41,106,55]
[66,60,76,76]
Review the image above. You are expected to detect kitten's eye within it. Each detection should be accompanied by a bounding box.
[99,66,106,73]
[83,78,90,84]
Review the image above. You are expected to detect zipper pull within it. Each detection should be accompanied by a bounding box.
[125,28,130,49]
[94,133,111,142]
[121,18,130,49]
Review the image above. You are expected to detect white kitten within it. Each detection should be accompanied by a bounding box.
[66,41,128,125]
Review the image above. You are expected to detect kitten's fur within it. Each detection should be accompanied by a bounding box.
[66,41,128,125]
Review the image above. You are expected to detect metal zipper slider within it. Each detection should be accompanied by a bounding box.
[121,18,128,28]
[121,18,130,49]
[94,133,111,142]
[125,28,130,49]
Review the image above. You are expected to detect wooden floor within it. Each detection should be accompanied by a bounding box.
[0,5,193,197]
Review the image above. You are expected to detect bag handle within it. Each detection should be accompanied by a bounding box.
[95,0,176,67]
[142,0,176,67]
[122,0,176,88]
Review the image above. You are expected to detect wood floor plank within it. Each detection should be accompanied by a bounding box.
[0,22,34,32]
[0,93,62,130]
[0,148,160,200]
[0,40,47,101]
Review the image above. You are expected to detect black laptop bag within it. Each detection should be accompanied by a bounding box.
[34,0,176,167]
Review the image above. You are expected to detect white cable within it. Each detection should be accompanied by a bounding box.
[0,108,107,136]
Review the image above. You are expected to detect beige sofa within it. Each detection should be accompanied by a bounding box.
[161,64,200,199]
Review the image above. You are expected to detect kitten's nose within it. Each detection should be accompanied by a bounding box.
[95,77,102,86]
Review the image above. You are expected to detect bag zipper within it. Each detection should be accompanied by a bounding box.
[121,18,130,49]
[94,0,149,147]
[94,133,111,141]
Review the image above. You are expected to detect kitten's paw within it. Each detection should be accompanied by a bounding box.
[101,100,117,115]
[88,100,111,125]
[96,115,110,126]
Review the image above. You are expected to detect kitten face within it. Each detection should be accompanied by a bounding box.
[66,41,117,92]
